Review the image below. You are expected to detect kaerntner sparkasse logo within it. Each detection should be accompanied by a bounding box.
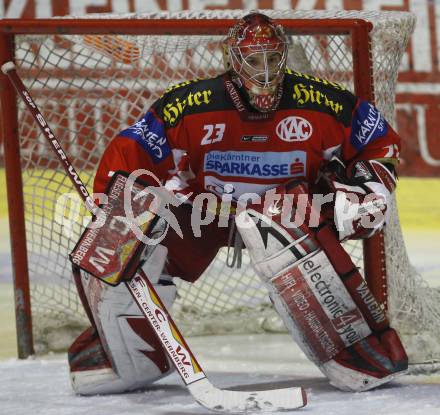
[276,116,313,142]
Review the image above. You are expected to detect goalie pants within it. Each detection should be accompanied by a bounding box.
[158,204,232,282]
[69,204,231,395]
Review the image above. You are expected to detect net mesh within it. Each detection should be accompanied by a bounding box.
[8,9,438,369]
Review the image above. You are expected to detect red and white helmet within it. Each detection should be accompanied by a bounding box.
[223,13,287,112]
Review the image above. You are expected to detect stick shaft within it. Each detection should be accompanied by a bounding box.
[127,271,206,385]
[2,63,97,215]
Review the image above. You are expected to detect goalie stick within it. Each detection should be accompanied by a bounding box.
[2,61,307,413]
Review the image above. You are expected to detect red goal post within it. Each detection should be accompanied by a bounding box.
[2,10,435,370]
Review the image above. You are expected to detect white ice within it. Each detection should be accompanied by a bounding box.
[1,334,440,415]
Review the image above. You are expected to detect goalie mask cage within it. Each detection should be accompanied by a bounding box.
[2,9,438,371]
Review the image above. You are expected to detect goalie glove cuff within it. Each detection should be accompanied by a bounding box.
[346,159,396,193]
[322,158,396,240]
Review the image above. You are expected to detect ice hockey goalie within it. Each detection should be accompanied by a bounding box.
[67,11,408,395]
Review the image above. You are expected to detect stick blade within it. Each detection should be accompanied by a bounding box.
[188,378,307,413]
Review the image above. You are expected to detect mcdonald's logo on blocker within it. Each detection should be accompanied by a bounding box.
[276,116,313,142]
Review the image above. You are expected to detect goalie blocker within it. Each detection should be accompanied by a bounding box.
[235,180,408,392]
[70,171,165,286]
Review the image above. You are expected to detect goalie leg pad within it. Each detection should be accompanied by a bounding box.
[236,181,408,391]
[265,249,373,365]
[314,224,390,332]
[237,205,372,363]
[322,328,408,391]
[69,244,176,395]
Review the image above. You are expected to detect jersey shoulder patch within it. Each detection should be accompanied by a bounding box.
[281,70,357,126]
[153,75,228,127]
[118,110,171,164]
[349,100,388,151]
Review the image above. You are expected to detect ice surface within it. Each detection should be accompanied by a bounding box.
[1,334,440,415]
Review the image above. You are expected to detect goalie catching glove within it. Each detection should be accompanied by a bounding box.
[235,180,407,392]
[317,157,396,241]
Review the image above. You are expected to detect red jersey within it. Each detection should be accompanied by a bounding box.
[94,70,400,201]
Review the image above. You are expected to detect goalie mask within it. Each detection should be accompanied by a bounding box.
[223,13,287,112]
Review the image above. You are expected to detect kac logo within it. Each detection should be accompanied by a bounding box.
[276,116,313,142]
